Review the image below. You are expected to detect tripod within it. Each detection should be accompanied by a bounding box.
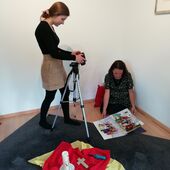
[51,62,90,139]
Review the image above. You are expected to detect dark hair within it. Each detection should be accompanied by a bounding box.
[41,2,70,19]
[108,60,128,77]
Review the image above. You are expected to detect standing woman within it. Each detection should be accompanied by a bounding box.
[35,2,85,129]
[102,60,136,117]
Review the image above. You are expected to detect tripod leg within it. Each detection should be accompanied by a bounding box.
[51,74,72,129]
[51,105,61,130]
[76,76,90,138]
[73,73,77,104]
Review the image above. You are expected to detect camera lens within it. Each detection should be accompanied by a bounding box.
[81,53,86,66]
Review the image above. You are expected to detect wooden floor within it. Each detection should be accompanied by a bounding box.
[0,101,170,142]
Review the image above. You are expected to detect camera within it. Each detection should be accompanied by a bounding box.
[70,52,86,72]
[73,52,86,66]
[81,52,86,66]
[70,52,86,74]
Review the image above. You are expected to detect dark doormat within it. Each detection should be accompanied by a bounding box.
[0,114,170,170]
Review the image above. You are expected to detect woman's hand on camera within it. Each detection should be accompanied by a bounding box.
[75,53,85,64]
[72,51,81,56]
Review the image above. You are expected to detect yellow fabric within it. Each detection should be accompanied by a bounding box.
[28,151,53,167]
[71,141,93,150]
[28,141,125,170]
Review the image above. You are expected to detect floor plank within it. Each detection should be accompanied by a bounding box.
[0,101,170,142]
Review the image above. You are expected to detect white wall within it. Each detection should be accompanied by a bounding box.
[1,0,170,128]
[123,0,170,127]
[0,0,124,114]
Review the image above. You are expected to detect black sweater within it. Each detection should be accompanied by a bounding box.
[35,21,75,60]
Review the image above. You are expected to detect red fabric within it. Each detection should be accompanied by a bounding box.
[43,141,110,170]
[94,85,105,107]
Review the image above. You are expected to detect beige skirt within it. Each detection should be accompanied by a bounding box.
[41,54,67,91]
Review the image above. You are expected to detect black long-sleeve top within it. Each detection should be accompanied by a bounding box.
[35,21,75,60]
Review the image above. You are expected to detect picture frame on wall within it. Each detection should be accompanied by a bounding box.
[155,0,170,14]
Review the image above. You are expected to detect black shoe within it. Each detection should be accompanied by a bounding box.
[64,119,81,126]
[39,121,52,129]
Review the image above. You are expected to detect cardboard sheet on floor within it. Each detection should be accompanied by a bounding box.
[28,141,124,170]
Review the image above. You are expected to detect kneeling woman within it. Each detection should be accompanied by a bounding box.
[102,60,136,117]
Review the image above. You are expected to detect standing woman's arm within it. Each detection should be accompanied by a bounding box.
[35,22,75,60]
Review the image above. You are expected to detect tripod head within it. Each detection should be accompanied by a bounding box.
[69,52,86,74]
[70,62,79,74]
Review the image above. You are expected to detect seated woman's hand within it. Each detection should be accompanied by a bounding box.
[102,110,107,118]
[131,106,136,114]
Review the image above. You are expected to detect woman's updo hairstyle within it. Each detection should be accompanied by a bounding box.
[41,2,70,20]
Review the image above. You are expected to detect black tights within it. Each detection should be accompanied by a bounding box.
[40,87,70,122]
